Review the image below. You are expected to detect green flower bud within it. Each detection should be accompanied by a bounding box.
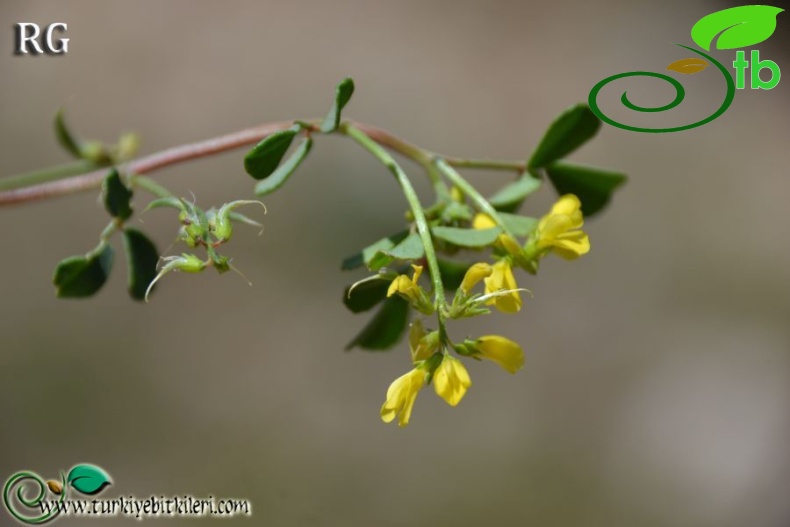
[144,253,207,302]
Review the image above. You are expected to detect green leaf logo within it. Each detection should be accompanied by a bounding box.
[691,5,784,51]
[67,464,112,495]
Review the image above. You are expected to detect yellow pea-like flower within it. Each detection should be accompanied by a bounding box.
[474,335,524,374]
[380,368,426,427]
[483,259,522,313]
[460,262,493,294]
[534,194,590,259]
[472,213,497,230]
[433,356,472,407]
[387,264,424,304]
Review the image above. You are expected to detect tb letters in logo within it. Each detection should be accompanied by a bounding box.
[14,23,69,55]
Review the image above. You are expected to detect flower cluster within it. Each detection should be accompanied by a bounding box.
[380,193,590,426]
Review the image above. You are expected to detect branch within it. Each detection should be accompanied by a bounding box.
[0,119,525,207]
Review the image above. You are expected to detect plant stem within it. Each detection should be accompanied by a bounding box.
[434,158,514,237]
[444,158,525,172]
[0,119,518,207]
[0,159,99,191]
[0,120,295,206]
[131,175,173,198]
[341,123,448,326]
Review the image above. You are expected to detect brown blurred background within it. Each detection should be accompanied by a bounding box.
[1,1,789,526]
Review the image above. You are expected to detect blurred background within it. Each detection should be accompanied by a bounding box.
[1,1,788,526]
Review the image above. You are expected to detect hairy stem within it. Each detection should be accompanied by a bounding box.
[0,159,100,192]
[0,119,521,207]
[341,123,448,327]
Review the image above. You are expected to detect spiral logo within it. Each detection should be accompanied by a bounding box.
[3,472,65,525]
[588,5,783,133]
[3,465,111,525]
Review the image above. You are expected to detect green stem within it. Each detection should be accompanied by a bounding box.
[444,158,525,172]
[341,123,448,326]
[131,175,173,198]
[95,221,121,249]
[434,158,514,237]
[0,160,99,191]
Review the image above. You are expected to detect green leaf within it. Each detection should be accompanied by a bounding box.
[431,226,502,248]
[528,104,601,168]
[367,231,425,271]
[498,212,538,236]
[103,169,133,220]
[341,230,409,271]
[343,279,389,313]
[437,259,471,290]
[67,464,112,495]
[320,77,355,133]
[489,173,542,212]
[122,228,159,301]
[53,245,114,298]
[244,126,300,180]
[545,162,627,217]
[346,296,409,351]
[54,109,83,159]
[255,138,312,195]
[691,5,784,51]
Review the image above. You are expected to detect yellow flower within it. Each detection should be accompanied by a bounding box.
[387,265,433,314]
[534,194,590,259]
[474,335,524,374]
[460,262,492,293]
[472,213,497,230]
[380,368,426,427]
[473,213,525,264]
[433,356,472,406]
[409,320,438,363]
[387,264,423,301]
[483,259,522,313]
